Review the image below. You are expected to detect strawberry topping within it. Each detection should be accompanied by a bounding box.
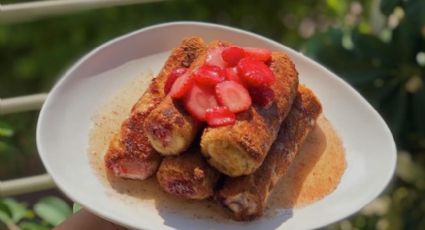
[225,67,243,84]
[215,81,252,113]
[205,47,227,68]
[237,57,275,87]
[184,84,219,121]
[168,45,275,127]
[164,67,187,94]
[222,46,245,66]
[205,106,236,127]
[249,85,275,108]
[193,65,225,87]
[169,73,192,99]
[243,47,272,62]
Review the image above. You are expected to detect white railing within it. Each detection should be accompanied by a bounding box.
[0,0,166,197]
[0,0,166,23]
[0,94,47,115]
[0,174,54,197]
[0,94,53,197]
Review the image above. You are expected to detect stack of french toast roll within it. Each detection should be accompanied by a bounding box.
[104,37,322,221]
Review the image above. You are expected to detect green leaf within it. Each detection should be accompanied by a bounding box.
[380,0,401,15]
[412,87,425,136]
[72,203,82,213]
[342,69,388,86]
[34,197,71,226]
[326,0,347,16]
[391,4,422,64]
[0,200,11,214]
[371,76,403,101]
[0,141,18,154]
[379,86,408,137]
[396,151,425,185]
[0,121,14,137]
[0,200,12,225]
[305,29,393,90]
[23,210,35,220]
[405,0,425,31]
[19,221,50,230]
[351,30,395,66]
[303,28,344,59]
[0,209,12,225]
[2,199,27,223]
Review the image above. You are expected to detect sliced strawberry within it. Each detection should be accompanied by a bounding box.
[225,67,243,84]
[193,65,225,87]
[249,85,275,108]
[215,81,252,113]
[205,47,227,68]
[184,84,219,121]
[221,46,245,66]
[205,106,236,127]
[243,47,272,62]
[169,73,192,99]
[237,57,275,87]
[164,67,187,94]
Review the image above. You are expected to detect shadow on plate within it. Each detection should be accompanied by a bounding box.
[268,124,327,209]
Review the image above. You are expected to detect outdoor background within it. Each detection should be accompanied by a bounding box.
[1,0,424,229]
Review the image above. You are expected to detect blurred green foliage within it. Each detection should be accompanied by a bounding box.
[0,0,424,229]
[0,197,71,230]
[305,0,425,151]
[309,0,425,229]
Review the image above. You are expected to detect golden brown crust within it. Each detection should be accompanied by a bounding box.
[142,96,201,156]
[104,37,206,180]
[143,40,231,156]
[200,51,299,176]
[217,85,322,221]
[156,147,221,199]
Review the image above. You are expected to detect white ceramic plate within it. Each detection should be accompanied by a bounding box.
[36,22,396,230]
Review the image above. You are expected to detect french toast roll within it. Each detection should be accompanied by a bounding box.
[104,37,206,180]
[144,41,230,156]
[143,95,201,156]
[218,86,322,221]
[200,51,299,176]
[156,147,221,199]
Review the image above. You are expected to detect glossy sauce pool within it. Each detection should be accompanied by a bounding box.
[88,72,346,220]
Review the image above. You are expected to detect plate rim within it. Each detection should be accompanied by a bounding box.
[36,21,397,229]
